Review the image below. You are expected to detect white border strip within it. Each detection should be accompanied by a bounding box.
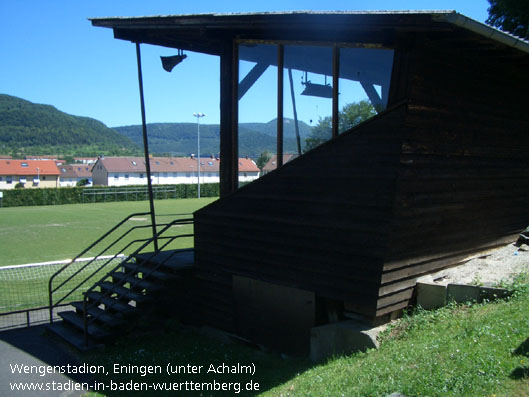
[1,254,126,270]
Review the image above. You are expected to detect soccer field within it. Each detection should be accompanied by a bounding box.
[0,198,216,267]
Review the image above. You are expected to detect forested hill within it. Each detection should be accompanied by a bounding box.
[114,118,313,157]
[0,94,140,156]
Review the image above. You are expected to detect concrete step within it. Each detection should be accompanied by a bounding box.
[84,291,136,314]
[46,322,103,351]
[109,271,162,292]
[71,301,125,328]
[97,281,151,303]
[122,262,177,281]
[135,249,195,272]
[58,311,112,340]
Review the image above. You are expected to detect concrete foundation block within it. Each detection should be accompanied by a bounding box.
[310,320,382,362]
[447,283,480,303]
[479,286,511,301]
[416,281,447,310]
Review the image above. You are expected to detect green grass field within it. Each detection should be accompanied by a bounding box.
[0,198,216,267]
[0,198,215,313]
[84,279,529,397]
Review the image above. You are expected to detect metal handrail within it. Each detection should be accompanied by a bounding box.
[52,231,168,308]
[81,218,193,312]
[81,218,193,345]
[49,211,150,323]
[52,223,169,299]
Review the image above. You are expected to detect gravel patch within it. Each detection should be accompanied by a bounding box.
[426,243,529,286]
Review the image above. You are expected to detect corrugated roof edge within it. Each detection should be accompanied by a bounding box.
[89,10,457,20]
[89,10,529,55]
[434,12,529,54]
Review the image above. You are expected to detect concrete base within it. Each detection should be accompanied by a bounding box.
[310,320,384,362]
[479,286,511,300]
[416,274,511,310]
[447,283,481,303]
[447,283,510,303]
[416,278,447,310]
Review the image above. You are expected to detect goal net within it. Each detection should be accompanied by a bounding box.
[0,255,124,330]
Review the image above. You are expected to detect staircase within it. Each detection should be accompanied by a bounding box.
[46,213,195,350]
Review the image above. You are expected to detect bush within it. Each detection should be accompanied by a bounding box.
[1,183,220,207]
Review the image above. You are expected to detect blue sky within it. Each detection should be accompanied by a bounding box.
[1,0,490,127]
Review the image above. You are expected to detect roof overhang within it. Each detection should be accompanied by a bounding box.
[90,10,529,56]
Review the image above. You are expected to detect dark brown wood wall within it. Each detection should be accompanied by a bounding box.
[194,106,406,319]
[376,33,529,317]
[193,31,529,325]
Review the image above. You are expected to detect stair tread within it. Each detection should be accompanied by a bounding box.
[122,262,177,280]
[109,272,162,292]
[135,249,194,271]
[71,301,125,328]
[97,281,150,303]
[85,291,136,314]
[58,311,112,340]
[46,322,103,351]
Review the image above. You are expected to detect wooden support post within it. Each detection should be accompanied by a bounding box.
[387,34,413,107]
[277,45,284,167]
[332,45,340,138]
[219,40,238,197]
[135,42,158,250]
[288,68,302,155]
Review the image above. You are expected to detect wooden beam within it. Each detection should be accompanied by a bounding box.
[219,40,238,197]
[238,62,269,100]
[360,80,384,113]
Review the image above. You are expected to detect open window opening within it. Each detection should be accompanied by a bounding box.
[238,41,394,168]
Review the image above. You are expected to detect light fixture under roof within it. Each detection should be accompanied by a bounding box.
[300,71,333,98]
[161,49,187,72]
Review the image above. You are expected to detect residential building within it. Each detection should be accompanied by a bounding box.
[0,159,60,189]
[59,164,93,187]
[238,157,260,182]
[74,157,98,165]
[91,156,259,186]
[261,154,299,175]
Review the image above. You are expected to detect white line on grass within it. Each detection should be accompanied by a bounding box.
[1,254,126,270]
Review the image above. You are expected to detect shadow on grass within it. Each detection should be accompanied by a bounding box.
[510,337,529,380]
[82,327,314,396]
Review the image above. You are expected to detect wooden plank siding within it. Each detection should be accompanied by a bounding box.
[376,34,529,317]
[195,105,407,320]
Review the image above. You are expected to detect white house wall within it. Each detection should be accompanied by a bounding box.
[100,172,256,186]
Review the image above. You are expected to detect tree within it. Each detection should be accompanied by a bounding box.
[486,0,529,40]
[256,150,273,170]
[303,100,376,152]
[76,178,90,187]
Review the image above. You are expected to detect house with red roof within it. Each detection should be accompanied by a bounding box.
[262,154,299,175]
[91,156,259,186]
[0,160,60,189]
[59,164,93,187]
